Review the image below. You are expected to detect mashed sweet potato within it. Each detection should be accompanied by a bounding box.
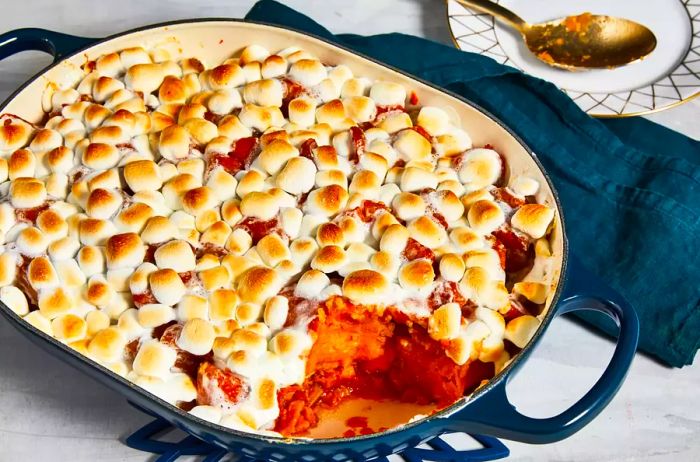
[274,296,494,436]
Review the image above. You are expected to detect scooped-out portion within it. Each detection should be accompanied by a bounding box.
[0,39,556,438]
[275,296,495,436]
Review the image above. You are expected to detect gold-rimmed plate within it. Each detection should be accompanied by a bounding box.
[446,0,700,118]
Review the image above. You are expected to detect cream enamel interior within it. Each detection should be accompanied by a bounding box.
[0,20,565,437]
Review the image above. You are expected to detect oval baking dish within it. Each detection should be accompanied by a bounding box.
[0,20,639,461]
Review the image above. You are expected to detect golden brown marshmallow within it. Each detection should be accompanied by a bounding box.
[162,173,200,211]
[16,226,49,256]
[77,245,105,276]
[208,63,246,89]
[243,79,283,107]
[90,125,129,145]
[177,318,216,355]
[88,327,127,363]
[369,81,406,106]
[256,234,291,267]
[29,128,62,152]
[370,211,400,241]
[182,186,218,216]
[510,204,554,239]
[434,128,472,157]
[400,167,438,192]
[315,100,352,132]
[398,259,435,291]
[379,224,409,254]
[256,139,299,176]
[458,148,502,191]
[428,303,461,340]
[344,96,376,123]
[394,129,431,162]
[10,178,47,209]
[200,220,232,247]
[288,97,316,127]
[125,63,166,94]
[124,160,163,192]
[86,275,114,307]
[105,233,146,269]
[133,339,177,378]
[51,313,88,342]
[439,253,466,282]
[158,125,191,161]
[82,143,119,170]
[208,288,239,322]
[509,176,540,197]
[288,59,327,87]
[137,303,176,328]
[86,188,122,219]
[28,255,59,290]
[505,315,540,349]
[225,228,253,256]
[0,119,33,153]
[342,269,390,305]
[238,104,284,132]
[46,146,74,174]
[140,216,178,244]
[8,148,36,179]
[311,245,347,273]
[263,296,289,330]
[261,55,288,79]
[177,294,209,321]
[239,192,280,221]
[303,185,349,217]
[417,106,450,136]
[1,285,29,315]
[38,286,75,319]
[315,222,346,248]
[154,240,196,272]
[431,190,465,223]
[275,157,316,195]
[236,266,281,305]
[90,75,124,103]
[392,192,426,221]
[149,268,187,306]
[182,118,218,146]
[207,89,243,114]
[407,216,448,249]
[513,281,548,304]
[467,200,505,235]
[158,75,188,104]
[43,174,66,200]
[199,266,230,291]
[349,170,381,200]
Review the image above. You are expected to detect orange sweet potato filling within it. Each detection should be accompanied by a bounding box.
[274,296,494,436]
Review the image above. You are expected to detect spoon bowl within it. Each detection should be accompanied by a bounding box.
[524,13,658,70]
[456,0,657,70]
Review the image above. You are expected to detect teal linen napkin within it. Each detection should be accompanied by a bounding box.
[246,0,700,367]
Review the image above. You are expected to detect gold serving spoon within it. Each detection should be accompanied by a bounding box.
[455,0,657,70]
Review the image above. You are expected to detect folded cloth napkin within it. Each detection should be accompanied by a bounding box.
[246,0,699,367]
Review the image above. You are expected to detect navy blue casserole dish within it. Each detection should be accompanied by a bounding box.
[0,20,639,461]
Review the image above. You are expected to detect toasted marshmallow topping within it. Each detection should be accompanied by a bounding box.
[511,204,554,239]
[3,41,556,437]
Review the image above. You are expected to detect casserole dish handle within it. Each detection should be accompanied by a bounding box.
[438,254,639,443]
[0,28,95,62]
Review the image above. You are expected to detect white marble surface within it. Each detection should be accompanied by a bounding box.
[0,1,698,461]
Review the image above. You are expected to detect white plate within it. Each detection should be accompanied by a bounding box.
[446,0,700,117]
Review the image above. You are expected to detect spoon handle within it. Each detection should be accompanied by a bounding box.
[454,0,529,32]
